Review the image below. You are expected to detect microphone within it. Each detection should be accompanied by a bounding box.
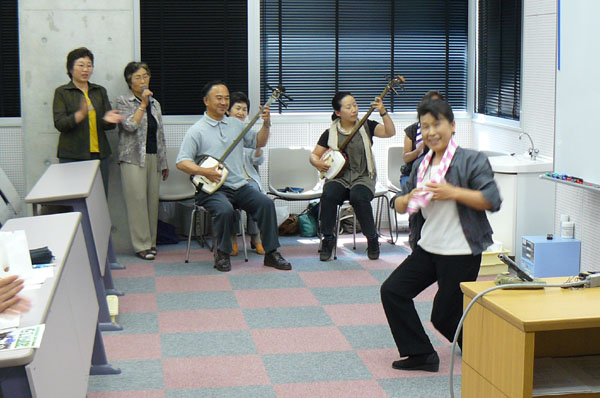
[498,253,534,282]
[142,86,153,103]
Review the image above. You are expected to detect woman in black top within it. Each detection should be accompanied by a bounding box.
[400,91,443,189]
[309,92,395,261]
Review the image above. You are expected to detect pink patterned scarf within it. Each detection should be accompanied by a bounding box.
[407,136,458,214]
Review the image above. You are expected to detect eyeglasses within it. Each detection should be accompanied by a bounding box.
[75,63,93,70]
[132,74,150,82]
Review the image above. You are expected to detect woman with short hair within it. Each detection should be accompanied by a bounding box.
[115,62,168,260]
[52,47,123,194]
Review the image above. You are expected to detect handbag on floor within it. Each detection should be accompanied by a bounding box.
[298,201,319,237]
[278,215,299,236]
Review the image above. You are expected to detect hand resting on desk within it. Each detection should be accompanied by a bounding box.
[0,275,31,314]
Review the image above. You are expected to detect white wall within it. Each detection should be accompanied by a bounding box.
[473,0,600,271]
[16,0,135,248]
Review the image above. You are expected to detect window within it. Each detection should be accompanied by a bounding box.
[140,0,248,115]
[260,0,468,113]
[0,0,20,117]
[477,0,522,120]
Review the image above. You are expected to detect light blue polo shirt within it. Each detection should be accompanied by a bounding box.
[177,113,258,189]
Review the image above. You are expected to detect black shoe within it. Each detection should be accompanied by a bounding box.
[320,237,334,261]
[264,251,292,270]
[214,250,231,272]
[367,236,380,260]
[392,352,439,372]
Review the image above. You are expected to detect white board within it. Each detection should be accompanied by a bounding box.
[554,0,600,185]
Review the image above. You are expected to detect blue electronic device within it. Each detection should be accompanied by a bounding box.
[520,235,581,277]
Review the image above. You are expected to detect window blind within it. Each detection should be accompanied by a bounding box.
[140,0,248,115]
[477,0,522,120]
[261,0,468,113]
[0,0,20,117]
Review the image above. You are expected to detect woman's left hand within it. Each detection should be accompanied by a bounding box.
[424,182,457,201]
[103,109,124,124]
[162,168,169,181]
[371,96,386,115]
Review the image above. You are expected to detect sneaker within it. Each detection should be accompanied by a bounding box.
[264,251,292,270]
[214,250,232,272]
[320,237,334,261]
[367,236,380,260]
[392,351,439,372]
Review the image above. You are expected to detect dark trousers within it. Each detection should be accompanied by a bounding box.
[59,153,110,196]
[320,181,376,239]
[380,245,481,356]
[195,184,279,254]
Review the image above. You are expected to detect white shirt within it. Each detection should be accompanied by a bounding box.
[418,164,472,255]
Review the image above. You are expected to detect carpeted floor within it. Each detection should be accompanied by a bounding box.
[87,233,463,397]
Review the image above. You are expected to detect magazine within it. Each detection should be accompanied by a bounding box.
[0,325,45,351]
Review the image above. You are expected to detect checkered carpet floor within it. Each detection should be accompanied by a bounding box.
[87,234,463,398]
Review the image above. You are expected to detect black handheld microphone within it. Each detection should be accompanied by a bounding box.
[498,253,534,282]
[142,86,153,103]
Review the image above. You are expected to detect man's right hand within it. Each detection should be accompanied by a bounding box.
[201,165,223,183]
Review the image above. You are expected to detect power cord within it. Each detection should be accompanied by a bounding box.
[448,280,587,398]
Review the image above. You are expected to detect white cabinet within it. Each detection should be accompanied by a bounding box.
[487,169,555,263]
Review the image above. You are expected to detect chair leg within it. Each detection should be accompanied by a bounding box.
[317,201,322,253]
[381,195,394,244]
[238,210,248,262]
[393,209,399,244]
[352,210,356,250]
[185,206,197,263]
[334,205,342,260]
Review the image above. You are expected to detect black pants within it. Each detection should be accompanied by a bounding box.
[195,184,279,255]
[380,245,481,356]
[320,181,376,239]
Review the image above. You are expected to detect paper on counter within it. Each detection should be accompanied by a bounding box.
[0,312,20,332]
[0,230,34,280]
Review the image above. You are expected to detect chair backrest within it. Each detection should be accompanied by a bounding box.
[159,147,196,201]
[0,167,22,215]
[268,147,320,193]
[387,145,405,192]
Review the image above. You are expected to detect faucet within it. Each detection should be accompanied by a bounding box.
[519,132,539,160]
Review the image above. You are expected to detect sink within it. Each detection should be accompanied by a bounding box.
[481,150,512,157]
[488,153,553,174]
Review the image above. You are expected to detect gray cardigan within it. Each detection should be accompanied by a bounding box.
[115,92,168,171]
[396,147,502,255]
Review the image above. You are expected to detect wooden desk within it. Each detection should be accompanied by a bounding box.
[0,213,119,398]
[461,279,600,398]
[25,160,123,331]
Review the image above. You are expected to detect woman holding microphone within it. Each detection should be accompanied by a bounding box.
[115,62,168,260]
